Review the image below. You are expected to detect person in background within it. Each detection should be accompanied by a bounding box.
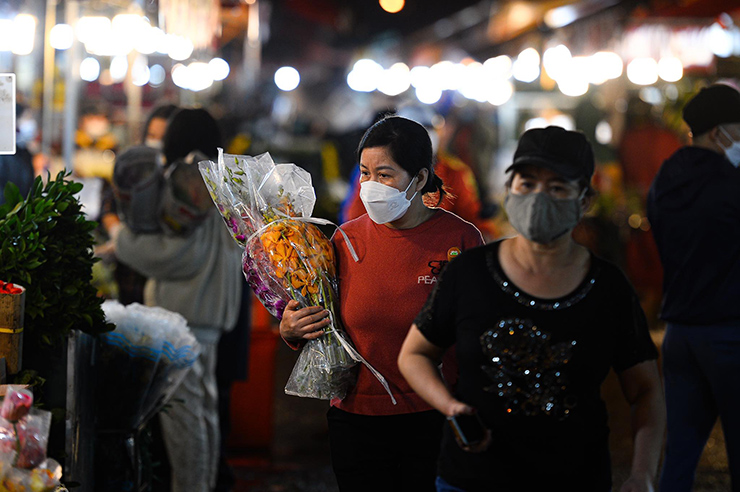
[97,103,179,305]
[143,104,179,150]
[647,83,740,492]
[618,97,683,323]
[73,101,119,226]
[162,107,223,165]
[280,116,484,491]
[399,126,665,492]
[75,101,118,156]
[115,108,243,492]
[340,109,497,241]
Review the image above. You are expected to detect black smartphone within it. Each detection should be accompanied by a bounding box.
[447,413,487,447]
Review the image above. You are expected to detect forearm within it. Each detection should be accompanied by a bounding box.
[398,352,457,416]
[628,388,666,481]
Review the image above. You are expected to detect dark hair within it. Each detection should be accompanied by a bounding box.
[162,108,222,165]
[141,104,179,143]
[79,100,110,118]
[356,116,445,199]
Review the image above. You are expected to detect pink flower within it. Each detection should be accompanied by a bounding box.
[1,388,33,423]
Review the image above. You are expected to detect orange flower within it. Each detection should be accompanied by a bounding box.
[260,228,282,248]
[290,269,319,297]
[259,219,335,294]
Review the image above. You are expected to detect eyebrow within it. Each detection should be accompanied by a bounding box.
[360,164,397,172]
[518,172,571,185]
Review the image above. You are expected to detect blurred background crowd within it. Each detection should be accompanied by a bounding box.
[3,0,739,319]
[1,0,739,490]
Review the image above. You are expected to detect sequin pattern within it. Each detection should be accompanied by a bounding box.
[486,249,599,311]
[480,318,577,420]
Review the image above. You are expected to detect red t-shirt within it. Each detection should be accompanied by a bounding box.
[331,209,484,415]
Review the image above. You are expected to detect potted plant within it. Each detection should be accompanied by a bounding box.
[0,171,113,464]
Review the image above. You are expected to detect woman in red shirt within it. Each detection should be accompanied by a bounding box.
[280,116,484,491]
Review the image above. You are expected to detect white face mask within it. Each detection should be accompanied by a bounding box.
[145,138,163,151]
[719,126,740,168]
[359,177,418,224]
[83,118,110,139]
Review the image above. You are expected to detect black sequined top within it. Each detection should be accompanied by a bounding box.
[415,240,658,492]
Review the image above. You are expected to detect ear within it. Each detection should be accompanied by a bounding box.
[704,126,731,154]
[713,126,731,146]
[416,168,430,192]
[580,193,593,214]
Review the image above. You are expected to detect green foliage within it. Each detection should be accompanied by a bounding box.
[0,171,114,348]
[12,369,45,389]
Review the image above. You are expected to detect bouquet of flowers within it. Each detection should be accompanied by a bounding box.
[199,150,395,402]
[0,387,62,492]
[93,301,201,430]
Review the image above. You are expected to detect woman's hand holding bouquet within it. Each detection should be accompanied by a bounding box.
[279,300,330,341]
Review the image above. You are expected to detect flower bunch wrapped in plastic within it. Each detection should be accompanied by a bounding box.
[0,454,62,492]
[200,150,395,402]
[0,387,63,492]
[94,301,201,430]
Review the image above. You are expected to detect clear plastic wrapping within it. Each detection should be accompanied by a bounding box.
[199,150,358,400]
[0,387,62,491]
[95,301,201,429]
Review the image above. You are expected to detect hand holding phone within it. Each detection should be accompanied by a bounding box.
[447,412,490,452]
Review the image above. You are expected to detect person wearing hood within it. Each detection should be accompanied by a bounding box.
[647,83,740,492]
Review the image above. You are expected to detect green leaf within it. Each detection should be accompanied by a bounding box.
[4,202,22,219]
[62,285,78,295]
[2,181,21,207]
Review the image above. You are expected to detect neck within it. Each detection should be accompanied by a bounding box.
[692,132,726,155]
[384,196,434,230]
[508,234,581,273]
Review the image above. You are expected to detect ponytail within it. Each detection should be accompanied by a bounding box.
[423,171,448,207]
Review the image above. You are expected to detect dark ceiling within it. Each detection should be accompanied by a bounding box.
[260,0,487,67]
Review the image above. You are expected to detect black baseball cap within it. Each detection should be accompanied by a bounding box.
[506,126,594,181]
[682,84,740,137]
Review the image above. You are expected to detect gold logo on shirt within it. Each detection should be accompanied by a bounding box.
[447,247,461,262]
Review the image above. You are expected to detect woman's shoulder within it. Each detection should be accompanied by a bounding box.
[431,208,485,238]
[333,213,371,246]
[433,207,474,227]
[588,251,635,292]
[446,238,499,271]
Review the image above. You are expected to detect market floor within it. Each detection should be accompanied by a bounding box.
[226,327,731,492]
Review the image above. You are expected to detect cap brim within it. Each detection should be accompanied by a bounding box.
[505,157,584,181]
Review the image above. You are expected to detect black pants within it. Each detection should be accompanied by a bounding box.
[327,406,444,492]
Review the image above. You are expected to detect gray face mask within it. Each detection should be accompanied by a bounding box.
[504,192,584,244]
